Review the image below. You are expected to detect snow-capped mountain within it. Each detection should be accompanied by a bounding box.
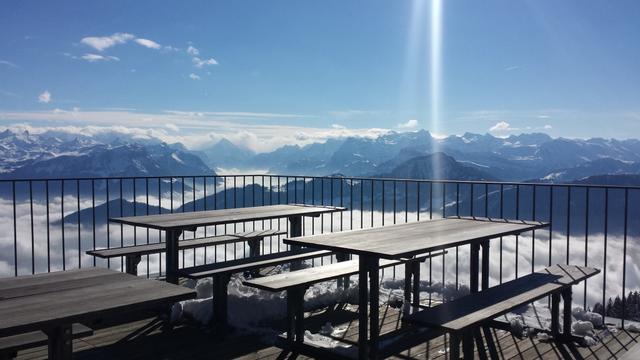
[241,130,640,181]
[0,130,214,178]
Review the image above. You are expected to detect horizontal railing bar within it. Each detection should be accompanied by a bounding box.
[1,174,639,190]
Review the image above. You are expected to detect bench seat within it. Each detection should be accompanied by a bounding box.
[0,323,92,360]
[86,229,285,275]
[404,264,599,359]
[243,251,446,292]
[177,249,333,279]
[244,251,446,345]
[177,248,334,329]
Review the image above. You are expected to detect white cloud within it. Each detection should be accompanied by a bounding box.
[544,124,552,130]
[398,119,419,129]
[189,73,201,80]
[134,38,161,49]
[331,124,346,129]
[80,33,135,51]
[38,90,51,103]
[193,57,218,68]
[165,123,179,132]
[187,46,200,56]
[0,109,389,153]
[505,65,520,71]
[489,121,514,135]
[81,53,120,62]
[0,60,18,68]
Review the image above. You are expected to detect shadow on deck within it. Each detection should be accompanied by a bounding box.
[14,304,639,360]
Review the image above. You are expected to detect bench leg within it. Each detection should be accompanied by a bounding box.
[125,255,142,276]
[248,238,262,277]
[551,292,561,337]
[462,330,474,359]
[562,288,573,340]
[286,286,306,344]
[473,328,488,360]
[449,333,461,360]
[336,253,350,290]
[212,274,231,330]
[45,324,73,360]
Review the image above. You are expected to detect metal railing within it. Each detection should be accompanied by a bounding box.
[0,174,638,325]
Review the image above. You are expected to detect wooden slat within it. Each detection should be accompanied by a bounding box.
[244,251,446,292]
[620,341,640,360]
[0,269,196,337]
[235,229,284,239]
[0,272,130,300]
[244,259,401,292]
[404,265,599,332]
[0,324,92,353]
[284,217,548,259]
[110,204,345,230]
[178,250,333,279]
[87,230,286,259]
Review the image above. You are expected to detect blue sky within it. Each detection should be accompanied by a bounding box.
[0,0,639,150]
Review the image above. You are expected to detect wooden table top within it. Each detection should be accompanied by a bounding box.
[110,204,345,230]
[0,268,196,337]
[284,217,548,259]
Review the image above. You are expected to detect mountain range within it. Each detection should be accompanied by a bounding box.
[0,130,213,178]
[1,128,640,184]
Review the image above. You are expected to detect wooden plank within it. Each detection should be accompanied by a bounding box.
[0,269,195,337]
[0,324,92,353]
[110,204,345,230]
[87,230,286,259]
[0,268,111,290]
[244,251,445,292]
[620,341,640,360]
[284,217,548,259]
[235,229,285,239]
[0,272,130,300]
[178,250,333,279]
[244,259,401,292]
[404,265,599,332]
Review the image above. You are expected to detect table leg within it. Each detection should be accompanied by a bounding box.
[481,241,490,291]
[358,256,369,360]
[212,274,231,330]
[470,243,480,293]
[551,292,560,337]
[562,288,573,339]
[368,257,380,360]
[125,255,141,276]
[45,324,72,360]
[411,261,420,308]
[288,215,303,270]
[165,229,181,284]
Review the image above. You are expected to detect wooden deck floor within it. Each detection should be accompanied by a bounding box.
[14,303,639,360]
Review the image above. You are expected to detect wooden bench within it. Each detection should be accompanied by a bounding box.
[243,251,446,345]
[86,229,286,275]
[0,324,93,360]
[404,264,599,359]
[178,248,335,328]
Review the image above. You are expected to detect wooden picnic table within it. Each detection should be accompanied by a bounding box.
[110,204,344,284]
[0,267,196,360]
[284,216,548,360]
